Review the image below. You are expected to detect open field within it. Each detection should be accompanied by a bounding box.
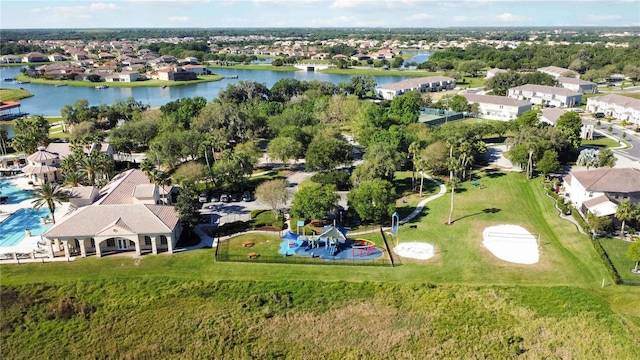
[2,170,639,357]
[0,88,33,101]
[14,74,223,88]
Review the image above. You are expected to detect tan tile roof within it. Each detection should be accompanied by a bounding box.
[95,169,152,205]
[462,93,531,107]
[583,195,610,208]
[540,108,568,124]
[133,184,156,199]
[588,94,640,111]
[558,76,595,86]
[44,204,179,238]
[69,186,99,201]
[510,84,582,97]
[571,168,640,193]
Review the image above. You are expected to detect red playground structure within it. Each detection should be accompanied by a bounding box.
[351,239,376,257]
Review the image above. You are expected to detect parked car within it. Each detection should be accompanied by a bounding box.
[198,193,208,203]
[220,194,230,203]
[242,191,253,202]
[230,193,241,202]
[595,112,605,118]
[209,194,219,202]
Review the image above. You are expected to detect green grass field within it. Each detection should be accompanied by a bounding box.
[0,88,34,101]
[2,170,639,358]
[14,74,223,88]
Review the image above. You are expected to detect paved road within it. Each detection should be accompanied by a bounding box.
[582,115,640,161]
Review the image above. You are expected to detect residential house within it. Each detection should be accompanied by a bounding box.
[332,54,349,61]
[0,55,22,63]
[462,93,532,121]
[537,66,578,79]
[563,167,640,216]
[311,53,330,60]
[46,142,114,160]
[48,53,66,62]
[178,57,198,65]
[540,108,594,139]
[21,146,62,185]
[586,94,640,125]
[158,54,177,63]
[376,76,456,100]
[22,52,48,63]
[44,169,182,259]
[157,67,197,81]
[370,48,396,59]
[98,52,116,60]
[558,76,597,94]
[485,68,507,79]
[351,53,371,61]
[182,64,207,75]
[507,84,582,108]
[105,71,140,83]
[72,51,90,61]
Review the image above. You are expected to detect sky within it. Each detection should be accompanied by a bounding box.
[0,0,639,29]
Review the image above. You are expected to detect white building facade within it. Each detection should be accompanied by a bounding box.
[508,84,582,108]
[462,93,532,121]
[586,94,640,125]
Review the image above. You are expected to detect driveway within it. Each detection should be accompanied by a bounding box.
[582,116,640,162]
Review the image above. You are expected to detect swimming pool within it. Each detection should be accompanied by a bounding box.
[0,208,52,247]
[0,179,33,204]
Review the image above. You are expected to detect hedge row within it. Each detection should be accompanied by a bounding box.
[569,207,623,285]
[543,183,571,215]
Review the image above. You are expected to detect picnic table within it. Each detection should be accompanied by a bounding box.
[242,241,254,247]
[247,252,259,259]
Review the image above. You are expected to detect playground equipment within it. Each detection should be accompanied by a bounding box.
[352,239,376,257]
[391,212,399,234]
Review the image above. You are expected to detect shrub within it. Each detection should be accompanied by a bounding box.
[310,170,352,191]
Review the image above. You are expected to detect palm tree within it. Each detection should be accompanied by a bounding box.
[79,152,101,186]
[63,170,85,188]
[615,200,634,238]
[153,170,172,204]
[140,158,155,178]
[446,177,460,225]
[415,156,430,197]
[408,141,421,190]
[32,183,67,224]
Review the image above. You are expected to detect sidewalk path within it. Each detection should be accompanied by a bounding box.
[399,175,446,224]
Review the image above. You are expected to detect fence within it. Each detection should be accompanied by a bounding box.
[214,233,394,267]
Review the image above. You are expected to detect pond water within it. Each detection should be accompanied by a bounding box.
[0,65,419,116]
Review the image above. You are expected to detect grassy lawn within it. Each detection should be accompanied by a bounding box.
[2,170,640,357]
[582,137,622,148]
[207,64,298,72]
[598,238,640,285]
[14,74,223,88]
[457,76,486,88]
[0,88,34,101]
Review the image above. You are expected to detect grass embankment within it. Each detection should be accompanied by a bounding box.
[582,137,623,148]
[1,280,638,359]
[14,74,223,88]
[2,171,639,357]
[207,64,298,72]
[0,88,34,101]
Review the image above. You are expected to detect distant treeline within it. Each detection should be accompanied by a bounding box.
[1,27,638,43]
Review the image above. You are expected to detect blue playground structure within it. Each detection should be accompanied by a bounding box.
[277,224,383,261]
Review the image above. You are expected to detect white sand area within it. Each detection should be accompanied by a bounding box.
[394,242,435,260]
[482,225,539,264]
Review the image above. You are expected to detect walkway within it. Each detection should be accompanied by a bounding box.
[399,175,446,224]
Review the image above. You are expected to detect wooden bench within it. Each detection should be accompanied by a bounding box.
[247,252,259,259]
[242,241,254,247]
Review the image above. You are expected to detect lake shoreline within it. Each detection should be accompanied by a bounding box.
[13,74,224,88]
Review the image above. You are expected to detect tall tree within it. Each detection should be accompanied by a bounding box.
[175,180,200,236]
[347,179,396,223]
[598,148,617,168]
[290,184,339,221]
[11,115,50,154]
[255,179,291,217]
[267,136,303,168]
[556,111,583,151]
[31,183,67,224]
[536,150,560,177]
[626,241,640,272]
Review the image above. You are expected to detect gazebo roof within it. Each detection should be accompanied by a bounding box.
[22,164,59,175]
[27,146,59,162]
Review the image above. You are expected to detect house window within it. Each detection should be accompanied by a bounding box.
[43,173,48,183]
[107,239,115,247]
[144,236,152,246]
[90,239,95,248]
[74,239,80,248]
[160,236,168,245]
[589,192,593,198]
[130,240,135,247]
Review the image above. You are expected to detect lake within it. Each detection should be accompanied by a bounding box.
[0,65,426,116]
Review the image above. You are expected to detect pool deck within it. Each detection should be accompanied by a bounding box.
[1,175,71,255]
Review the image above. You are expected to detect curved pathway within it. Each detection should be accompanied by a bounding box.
[399,175,446,224]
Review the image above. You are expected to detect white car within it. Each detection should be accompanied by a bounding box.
[198,193,208,203]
